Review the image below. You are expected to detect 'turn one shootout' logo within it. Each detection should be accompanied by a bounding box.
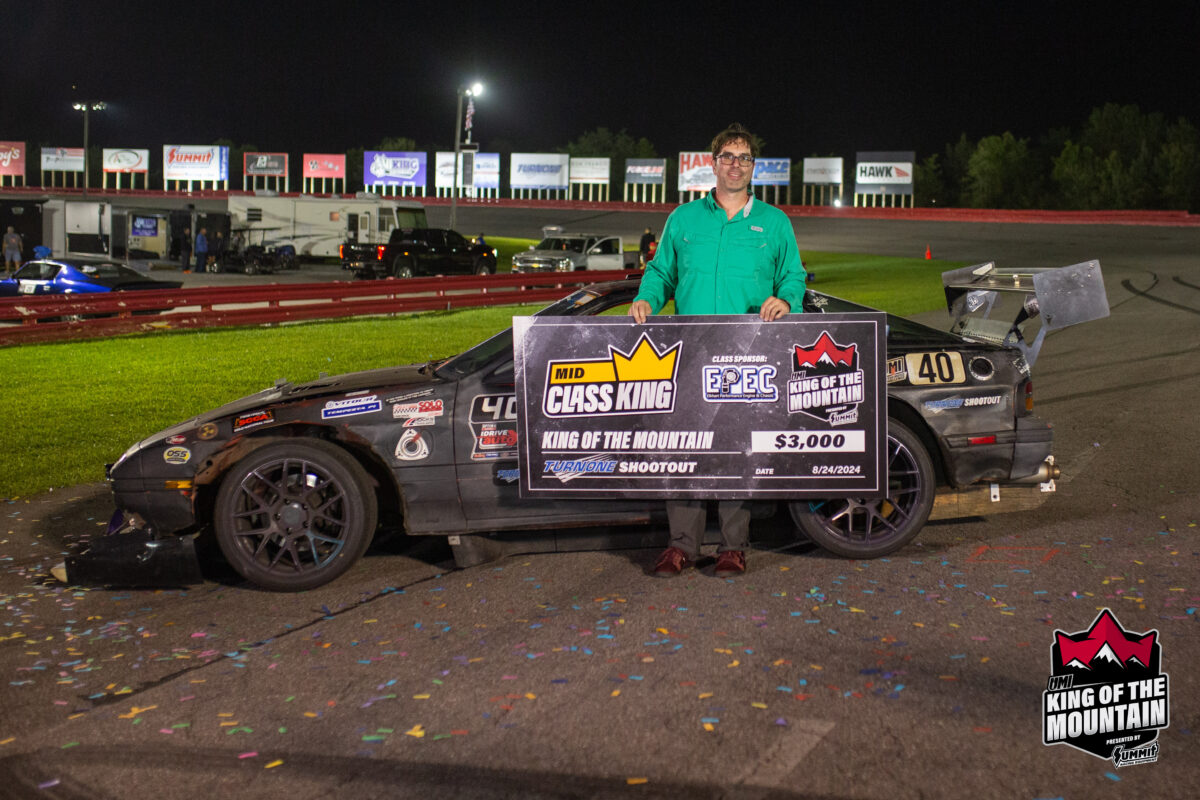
[542,333,681,418]
[1042,609,1169,767]
[786,331,864,426]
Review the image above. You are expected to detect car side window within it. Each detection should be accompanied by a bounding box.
[595,238,619,255]
[445,231,466,248]
[424,230,446,248]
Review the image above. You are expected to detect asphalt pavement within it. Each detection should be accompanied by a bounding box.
[1,213,1197,799]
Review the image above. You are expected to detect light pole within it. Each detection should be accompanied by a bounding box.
[449,82,482,231]
[72,100,106,198]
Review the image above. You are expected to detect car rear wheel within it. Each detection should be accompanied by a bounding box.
[213,439,377,591]
[392,257,414,279]
[788,419,935,559]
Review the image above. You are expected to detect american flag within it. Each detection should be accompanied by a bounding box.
[464,98,475,133]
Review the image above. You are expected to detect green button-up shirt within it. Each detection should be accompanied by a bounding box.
[634,191,806,315]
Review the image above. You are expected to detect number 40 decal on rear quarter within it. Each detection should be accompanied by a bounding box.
[904,352,965,385]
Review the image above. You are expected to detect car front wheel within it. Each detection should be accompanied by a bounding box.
[788,418,935,559]
[213,439,377,591]
[474,258,491,275]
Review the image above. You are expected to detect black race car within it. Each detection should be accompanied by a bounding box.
[88,262,1107,591]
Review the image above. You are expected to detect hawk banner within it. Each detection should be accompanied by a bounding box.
[513,315,886,499]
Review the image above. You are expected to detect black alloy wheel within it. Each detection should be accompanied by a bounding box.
[788,419,935,559]
[213,439,377,591]
[474,258,491,275]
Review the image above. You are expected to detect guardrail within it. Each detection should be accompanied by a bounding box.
[0,270,644,346]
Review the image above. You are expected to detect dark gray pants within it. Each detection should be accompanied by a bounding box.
[665,500,750,558]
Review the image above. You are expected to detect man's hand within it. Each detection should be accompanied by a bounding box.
[759,296,790,321]
[629,300,652,324]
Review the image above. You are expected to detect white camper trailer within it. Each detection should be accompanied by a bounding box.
[225,195,428,258]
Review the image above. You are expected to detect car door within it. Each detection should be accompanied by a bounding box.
[586,237,624,270]
[453,327,662,532]
[418,229,447,274]
[444,230,473,274]
[15,261,59,295]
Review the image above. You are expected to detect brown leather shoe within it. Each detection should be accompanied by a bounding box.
[652,546,691,577]
[713,550,746,578]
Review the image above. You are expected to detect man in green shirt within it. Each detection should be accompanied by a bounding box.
[629,123,807,578]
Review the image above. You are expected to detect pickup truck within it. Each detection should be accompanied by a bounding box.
[510,232,638,273]
[340,228,497,278]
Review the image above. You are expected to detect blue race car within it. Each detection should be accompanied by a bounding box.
[0,257,183,297]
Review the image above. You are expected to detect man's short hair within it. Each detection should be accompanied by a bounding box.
[711,123,760,159]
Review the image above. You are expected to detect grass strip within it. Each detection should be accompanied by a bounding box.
[0,252,959,497]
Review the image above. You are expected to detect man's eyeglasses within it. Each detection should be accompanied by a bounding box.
[715,153,755,166]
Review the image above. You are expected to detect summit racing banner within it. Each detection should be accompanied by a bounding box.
[513,315,886,499]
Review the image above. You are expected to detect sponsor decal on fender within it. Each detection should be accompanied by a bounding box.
[321,394,382,420]
[470,394,519,460]
[886,357,907,384]
[234,409,274,431]
[165,434,188,445]
[542,333,681,418]
[1042,609,1169,766]
[786,332,864,426]
[395,429,430,461]
[385,388,435,404]
[163,446,191,465]
[196,422,219,440]
[393,398,443,418]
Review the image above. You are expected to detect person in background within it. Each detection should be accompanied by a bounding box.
[638,226,656,267]
[179,227,192,272]
[193,227,208,273]
[210,230,226,272]
[629,122,807,579]
[4,226,23,275]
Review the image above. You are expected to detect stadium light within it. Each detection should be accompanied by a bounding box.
[450,82,483,231]
[72,100,107,198]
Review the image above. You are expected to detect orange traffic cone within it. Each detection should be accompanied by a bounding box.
[924,244,932,260]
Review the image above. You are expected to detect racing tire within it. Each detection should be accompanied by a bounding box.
[392,257,415,279]
[788,419,935,559]
[474,258,492,276]
[213,439,377,591]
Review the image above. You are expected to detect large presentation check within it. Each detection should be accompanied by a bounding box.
[513,314,887,499]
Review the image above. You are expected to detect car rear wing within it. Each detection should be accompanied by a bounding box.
[942,260,1110,368]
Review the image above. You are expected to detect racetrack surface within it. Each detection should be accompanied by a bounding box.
[1,214,1197,798]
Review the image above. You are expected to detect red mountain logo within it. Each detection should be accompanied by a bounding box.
[1056,609,1155,670]
[794,332,857,369]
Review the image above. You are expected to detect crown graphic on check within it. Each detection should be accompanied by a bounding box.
[612,334,680,381]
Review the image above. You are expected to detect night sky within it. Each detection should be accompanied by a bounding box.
[8,1,1200,163]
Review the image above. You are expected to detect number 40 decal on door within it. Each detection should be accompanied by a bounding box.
[904,352,965,385]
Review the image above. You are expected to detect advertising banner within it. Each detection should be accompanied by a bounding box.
[510,153,569,191]
[854,151,915,195]
[752,157,791,186]
[514,315,886,499]
[40,147,85,172]
[678,151,715,192]
[0,142,26,177]
[131,215,159,237]
[243,152,288,177]
[803,157,843,185]
[474,152,500,189]
[625,158,666,185]
[569,157,610,185]
[302,153,345,179]
[163,145,230,182]
[102,148,150,173]
[435,152,500,189]
[364,151,426,187]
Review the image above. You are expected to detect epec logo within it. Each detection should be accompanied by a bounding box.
[786,331,865,426]
[542,333,681,418]
[1042,609,1169,766]
[701,364,777,403]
